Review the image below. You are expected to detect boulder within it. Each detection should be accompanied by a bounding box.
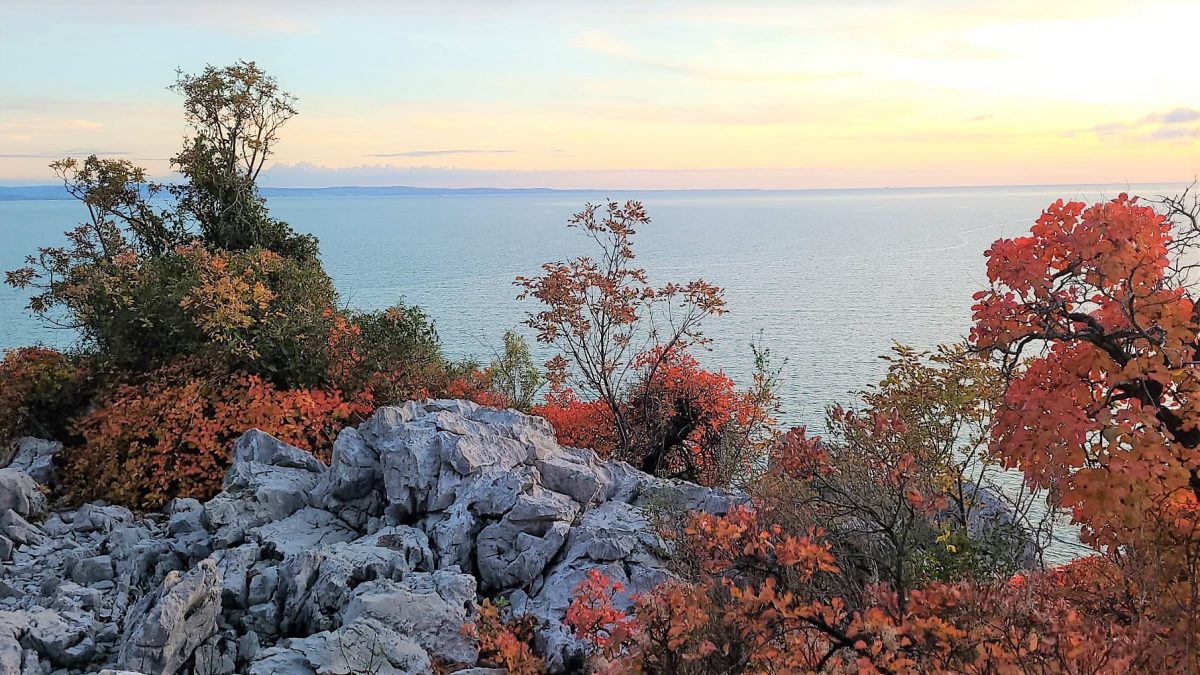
[280,526,433,634]
[22,607,94,667]
[120,558,222,675]
[340,569,479,666]
[0,470,46,519]
[0,400,747,674]
[6,438,61,486]
[301,620,433,675]
[71,503,134,533]
[0,509,45,546]
[249,507,357,560]
[231,429,326,474]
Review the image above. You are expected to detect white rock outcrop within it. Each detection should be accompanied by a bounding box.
[0,400,746,674]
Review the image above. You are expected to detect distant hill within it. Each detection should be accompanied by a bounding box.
[0,185,77,201]
[0,184,579,201]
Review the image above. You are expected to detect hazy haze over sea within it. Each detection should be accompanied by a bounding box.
[1,182,1190,561]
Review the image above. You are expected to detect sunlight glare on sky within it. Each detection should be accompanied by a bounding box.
[1,0,1197,189]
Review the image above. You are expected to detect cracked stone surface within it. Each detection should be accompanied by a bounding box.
[0,399,747,674]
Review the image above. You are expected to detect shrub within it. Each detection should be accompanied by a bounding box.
[330,304,445,405]
[488,330,542,412]
[517,200,725,456]
[0,347,91,446]
[462,599,545,675]
[66,364,373,508]
[532,387,619,456]
[532,347,778,488]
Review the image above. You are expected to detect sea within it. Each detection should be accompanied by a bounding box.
[1,182,1191,562]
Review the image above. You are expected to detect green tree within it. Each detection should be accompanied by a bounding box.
[488,330,542,412]
[169,60,317,259]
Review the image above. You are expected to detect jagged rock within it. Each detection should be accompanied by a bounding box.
[0,510,44,547]
[6,438,61,487]
[120,558,222,675]
[322,427,381,501]
[535,446,613,505]
[280,526,433,634]
[203,463,324,549]
[212,543,261,610]
[0,470,46,520]
[67,555,114,585]
[191,633,237,675]
[340,569,478,666]
[71,504,134,533]
[511,502,675,670]
[249,507,357,560]
[22,607,93,667]
[247,646,316,675]
[252,619,431,675]
[1,400,746,674]
[476,515,570,591]
[165,499,204,537]
[232,429,326,474]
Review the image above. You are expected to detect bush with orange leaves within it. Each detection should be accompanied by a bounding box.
[0,347,92,447]
[462,598,545,675]
[533,347,779,488]
[531,388,620,457]
[66,365,373,509]
[565,507,1167,674]
[567,506,894,674]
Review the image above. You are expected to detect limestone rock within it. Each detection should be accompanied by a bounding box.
[6,438,61,487]
[120,558,222,675]
[340,569,478,666]
[279,526,433,634]
[0,400,748,674]
[0,470,46,519]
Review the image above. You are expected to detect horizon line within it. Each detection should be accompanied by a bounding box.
[0,179,1194,195]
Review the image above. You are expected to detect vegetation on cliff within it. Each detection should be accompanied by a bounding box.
[4,62,1200,672]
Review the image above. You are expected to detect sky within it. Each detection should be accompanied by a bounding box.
[1,0,1198,190]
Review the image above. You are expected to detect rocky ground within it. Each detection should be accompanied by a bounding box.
[0,400,743,675]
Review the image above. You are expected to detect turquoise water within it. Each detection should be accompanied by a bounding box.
[2,184,1184,428]
[1,183,1188,562]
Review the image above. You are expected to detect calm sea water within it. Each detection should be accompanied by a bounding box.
[0,183,1189,561]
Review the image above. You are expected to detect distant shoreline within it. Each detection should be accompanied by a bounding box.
[0,181,1190,202]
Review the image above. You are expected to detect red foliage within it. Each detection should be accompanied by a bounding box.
[445,368,510,408]
[462,599,545,675]
[970,195,1193,549]
[531,388,619,456]
[969,193,1200,669]
[0,347,88,443]
[67,365,373,508]
[534,349,769,486]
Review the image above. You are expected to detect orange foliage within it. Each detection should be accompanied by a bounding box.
[67,365,373,508]
[445,368,511,408]
[531,388,619,456]
[0,347,88,443]
[533,350,769,486]
[462,599,545,675]
[971,194,1200,667]
[566,505,1174,674]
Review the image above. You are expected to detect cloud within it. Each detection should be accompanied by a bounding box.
[1090,108,1200,142]
[367,149,516,158]
[966,114,993,123]
[1148,108,1200,125]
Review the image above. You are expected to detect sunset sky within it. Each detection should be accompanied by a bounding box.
[1,0,1197,189]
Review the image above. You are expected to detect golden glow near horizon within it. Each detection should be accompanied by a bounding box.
[0,0,1197,188]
